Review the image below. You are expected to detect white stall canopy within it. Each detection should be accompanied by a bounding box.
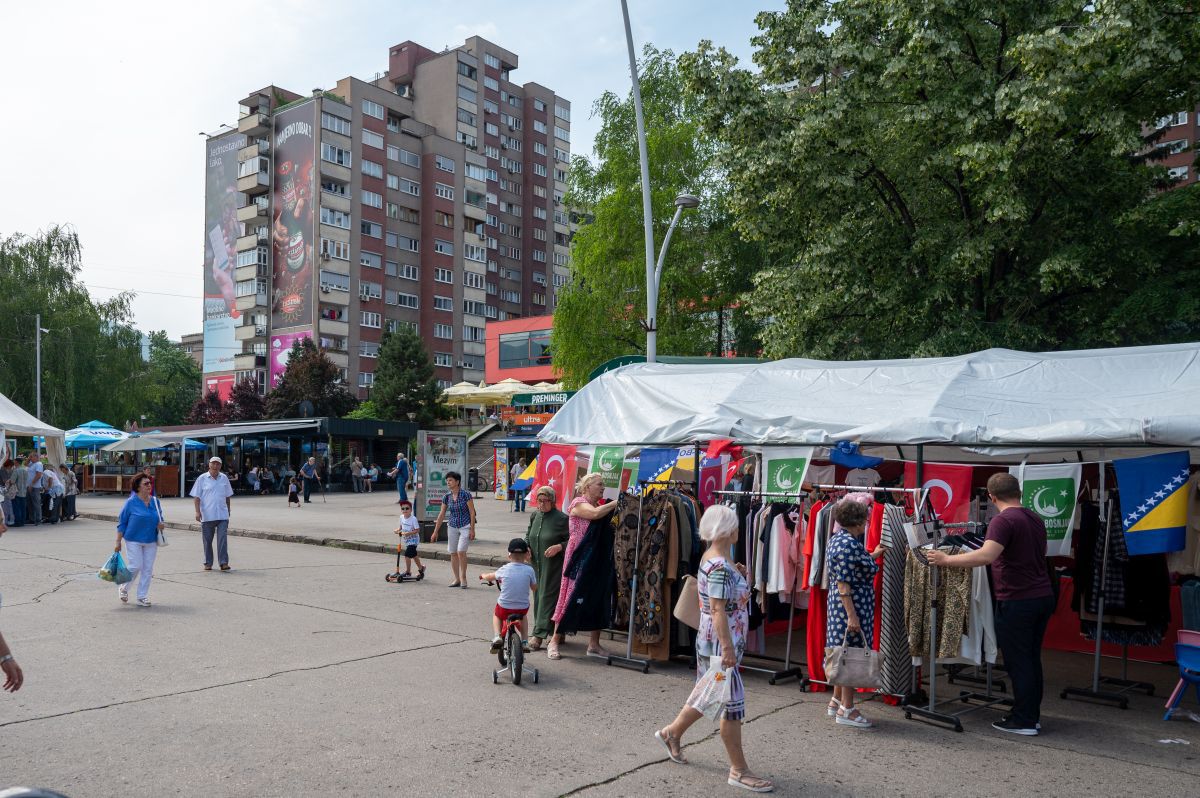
[0,391,67,465]
[539,343,1200,462]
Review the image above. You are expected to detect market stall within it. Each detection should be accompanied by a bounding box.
[0,391,66,465]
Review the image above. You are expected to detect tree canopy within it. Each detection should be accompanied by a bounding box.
[264,338,357,419]
[681,1,1200,359]
[142,331,202,426]
[370,328,452,426]
[225,377,266,422]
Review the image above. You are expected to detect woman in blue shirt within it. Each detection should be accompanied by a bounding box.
[114,474,164,607]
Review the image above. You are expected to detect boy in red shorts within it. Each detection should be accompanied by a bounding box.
[479,538,537,653]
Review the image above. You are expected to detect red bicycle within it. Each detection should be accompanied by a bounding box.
[482,579,539,685]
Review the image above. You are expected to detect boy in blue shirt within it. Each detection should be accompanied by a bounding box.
[479,538,537,653]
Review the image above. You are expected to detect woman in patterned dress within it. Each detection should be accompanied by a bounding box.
[826,498,886,728]
[654,505,773,793]
[547,473,618,660]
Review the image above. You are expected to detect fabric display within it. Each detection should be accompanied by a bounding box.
[1166,472,1200,578]
[878,504,913,696]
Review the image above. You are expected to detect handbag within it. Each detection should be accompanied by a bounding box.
[673,574,700,630]
[823,630,881,688]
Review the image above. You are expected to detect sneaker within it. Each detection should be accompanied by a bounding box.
[489,636,503,653]
[137,598,152,607]
[992,717,1038,736]
[998,715,1041,731]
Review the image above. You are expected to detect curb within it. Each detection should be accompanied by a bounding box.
[77,513,513,568]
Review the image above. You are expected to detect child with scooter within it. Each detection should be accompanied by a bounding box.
[386,501,425,582]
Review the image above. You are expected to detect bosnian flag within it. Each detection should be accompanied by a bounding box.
[1113,451,1190,555]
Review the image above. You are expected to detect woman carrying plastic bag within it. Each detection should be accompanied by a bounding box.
[112,474,164,607]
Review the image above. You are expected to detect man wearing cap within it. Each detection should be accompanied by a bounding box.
[190,456,235,571]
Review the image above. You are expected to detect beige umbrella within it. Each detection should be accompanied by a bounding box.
[531,381,563,391]
[476,378,537,405]
[442,381,488,406]
[101,435,173,452]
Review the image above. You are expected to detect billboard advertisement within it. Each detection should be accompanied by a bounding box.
[269,330,313,389]
[204,374,235,402]
[415,431,468,521]
[271,102,317,330]
[202,130,247,374]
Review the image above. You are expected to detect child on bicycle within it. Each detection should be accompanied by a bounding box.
[393,501,425,579]
[479,538,537,653]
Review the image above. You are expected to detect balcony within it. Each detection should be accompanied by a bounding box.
[238,112,270,136]
[234,263,269,282]
[326,351,349,368]
[318,317,349,337]
[320,191,351,213]
[237,170,269,195]
[238,139,270,162]
[319,159,351,184]
[236,201,268,225]
[235,293,267,312]
[234,352,267,370]
[318,287,349,307]
[235,322,268,341]
[235,231,266,252]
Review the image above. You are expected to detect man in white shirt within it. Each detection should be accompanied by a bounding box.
[40,466,63,525]
[190,456,234,571]
[25,453,44,526]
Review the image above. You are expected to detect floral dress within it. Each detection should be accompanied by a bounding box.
[825,530,878,649]
[551,497,594,624]
[689,556,750,721]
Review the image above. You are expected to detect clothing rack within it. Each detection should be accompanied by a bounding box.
[1061,455,1155,708]
[712,488,807,685]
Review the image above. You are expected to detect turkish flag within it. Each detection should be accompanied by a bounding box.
[904,462,974,523]
[536,443,578,511]
[699,461,724,507]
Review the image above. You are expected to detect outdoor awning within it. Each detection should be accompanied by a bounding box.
[153,419,322,441]
[0,390,67,465]
[493,438,542,449]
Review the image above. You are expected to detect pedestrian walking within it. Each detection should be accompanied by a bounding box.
[511,456,528,512]
[59,464,78,521]
[388,452,410,503]
[351,456,364,494]
[190,456,234,571]
[25,452,44,526]
[115,474,164,607]
[300,457,320,503]
[430,471,475,588]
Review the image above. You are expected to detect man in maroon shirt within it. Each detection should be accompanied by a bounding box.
[927,473,1055,736]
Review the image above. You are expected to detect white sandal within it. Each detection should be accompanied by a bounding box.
[835,707,872,728]
[826,697,842,717]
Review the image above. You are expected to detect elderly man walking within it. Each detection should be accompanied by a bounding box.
[25,452,44,526]
[190,456,234,571]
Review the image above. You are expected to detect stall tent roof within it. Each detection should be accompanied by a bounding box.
[0,392,65,439]
[151,419,321,440]
[539,343,1200,460]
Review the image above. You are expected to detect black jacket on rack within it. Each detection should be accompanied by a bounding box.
[556,515,616,635]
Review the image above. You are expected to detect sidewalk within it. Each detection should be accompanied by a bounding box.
[76,489,536,567]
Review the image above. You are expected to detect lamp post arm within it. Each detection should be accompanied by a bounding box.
[652,205,685,301]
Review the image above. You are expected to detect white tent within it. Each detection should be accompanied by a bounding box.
[539,343,1200,461]
[0,391,67,465]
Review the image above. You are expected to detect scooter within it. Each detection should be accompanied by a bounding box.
[384,543,425,583]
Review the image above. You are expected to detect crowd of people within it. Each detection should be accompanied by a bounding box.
[1,453,80,527]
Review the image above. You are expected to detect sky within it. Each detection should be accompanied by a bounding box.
[1,0,783,341]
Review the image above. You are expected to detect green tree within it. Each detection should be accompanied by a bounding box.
[551,46,767,387]
[264,338,357,418]
[681,1,1200,359]
[187,389,227,424]
[225,377,266,422]
[0,226,150,429]
[343,399,381,420]
[142,331,202,426]
[370,329,452,426]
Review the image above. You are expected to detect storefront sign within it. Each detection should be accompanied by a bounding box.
[512,392,576,407]
[513,413,553,426]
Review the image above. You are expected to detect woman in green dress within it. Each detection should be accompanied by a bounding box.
[524,485,570,650]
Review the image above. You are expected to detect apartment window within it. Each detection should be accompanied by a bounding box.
[464,243,486,263]
[321,178,348,197]
[386,201,398,219]
[320,238,349,260]
[397,292,419,309]
[458,131,478,149]
[463,300,486,317]
[392,148,419,168]
[499,329,552,368]
[386,174,399,191]
[1159,139,1189,155]
[500,201,521,216]
[434,239,454,255]
[555,168,568,183]
[385,231,397,248]
[457,85,477,103]
[484,53,500,69]
[435,210,453,227]
[319,270,350,291]
[554,210,569,225]
[533,228,547,242]
[359,371,375,387]
[386,145,400,162]
[487,236,498,250]
[321,142,352,167]
[554,147,570,163]
[463,189,485,209]
[533,120,547,134]
[554,126,570,142]
[434,323,453,339]
[320,207,351,229]
[435,182,454,200]
[500,135,522,152]
[505,93,521,107]
[361,311,382,328]
[457,61,477,80]
[532,271,547,286]
[400,206,419,224]
[534,185,547,199]
[484,144,500,159]
[533,141,547,156]
[552,273,569,287]
[1158,112,1189,129]
[1168,165,1190,180]
[400,178,420,196]
[532,249,546,263]
[360,341,380,358]
[397,235,418,252]
[434,267,454,284]
[362,129,384,149]
[483,76,499,91]
[534,99,546,112]
[486,213,498,227]
[485,122,499,137]
[386,319,417,334]
[361,220,382,238]
[362,99,385,120]
[360,281,382,300]
[553,252,569,267]
[362,159,383,179]
[533,163,547,178]
[361,189,383,208]
[501,289,521,303]
[502,268,520,281]
[457,108,477,126]
[235,278,266,297]
[387,113,403,132]
[434,295,453,311]
[483,99,498,114]
[321,112,350,135]
[398,263,419,280]
[465,163,488,182]
[533,206,547,221]
[434,352,454,367]
[463,325,486,343]
[532,292,546,306]
[464,271,485,289]
[435,155,455,173]
[486,280,498,294]
[554,104,570,122]
[360,251,382,269]
[501,114,522,130]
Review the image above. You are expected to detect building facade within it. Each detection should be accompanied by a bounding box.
[178,332,204,369]
[201,37,573,399]
[484,314,555,384]
[1150,106,1198,188]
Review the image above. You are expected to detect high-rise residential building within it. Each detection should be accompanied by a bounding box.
[1149,106,1197,188]
[177,332,204,369]
[200,36,572,400]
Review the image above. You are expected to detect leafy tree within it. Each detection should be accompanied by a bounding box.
[370,329,452,426]
[225,377,266,422]
[551,46,767,387]
[0,226,150,429]
[142,331,201,426]
[681,1,1200,359]
[187,390,227,424]
[343,399,381,420]
[264,338,357,418]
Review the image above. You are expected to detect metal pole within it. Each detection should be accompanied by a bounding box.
[619,0,658,363]
[35,313,42,420]
[1092,451,1107,693]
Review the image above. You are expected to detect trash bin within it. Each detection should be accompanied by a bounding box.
[468,468,480,492]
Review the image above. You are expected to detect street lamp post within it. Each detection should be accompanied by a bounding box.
[646,194,700,361]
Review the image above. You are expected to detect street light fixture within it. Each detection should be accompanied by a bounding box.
[644,193,701,363]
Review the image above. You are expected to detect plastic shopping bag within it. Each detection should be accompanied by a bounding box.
[99,551,133,585]
[685,659,734,721]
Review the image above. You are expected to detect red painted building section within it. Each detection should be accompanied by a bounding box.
[485,314,555,383]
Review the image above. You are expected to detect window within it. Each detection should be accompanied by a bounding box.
[1157,112,1189,129]
[362,129,384,149]
[483,76,499,91]
[457,85,477,103]
[360,281,382,300]
[506,93,521,108]
[361,311,381,328]
[360,342,380,358]
[434,295,453,311]
[533,206,547,220]
[386,174,398,191]
[457,107,476,126]
[391,148,419,168]
[533,120,547,134]
[532,249,546,263]
[484,53,500,69]
[434,323,454,339]
[464,271,485,289]
[320,207,351,229]
[501,113,522,130]
[434,352,454,367]
[361,220,382,238]
[435,210,453,227]
[362,159,383,179]
[1158,139,1189,155]
[397,235,418,252]
[321,112,350,135]
[320,238,349,260]
[499,329,552,368]
[554,104,570,122]
[533,228,547,242]
[359,371,375,387]
[362,99,385,119]
[386,319,416,334]
[435,182,454,200]
[463,189,485,209]
[554,210,569,225]
[486,213,498,227]
[464,243,487,262]
[434,239,454,255]
[434,267,453,283]
[533,163,547,178]
[552,272,569,287]
[435,155,455,173]
[500,201,521,216]
[533,141,547,156]
[465,163,488,182]
[553,252,569,267]
[501,289,521,303]
[235,278,266,297]
[400,177,420,196]
[387,113,402,133]
[360,251,382,269]
[385,232,397,248]
[485,122,499,137]
[463,300,486,317]
[319,270,350,291]
[361,189,383,208]
[483,99,498,115]
[534,99,546,112]
[397,263,419,280]
[397,292,419,309]
[1168,165,1190,181]
[457,61,477,80]
[554,125,570,142]
[486,280,498,294]
[463,325,486,343]
[484,144,500,159]
[534,184,547,199]
[321,178,348,197]
[532,271,547,285]
[554,147,570,163]
[501,268,520,281]
[321,142,352,167]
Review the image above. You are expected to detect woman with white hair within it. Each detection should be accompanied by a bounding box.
[547,472,619,660]
[654,504,773,793]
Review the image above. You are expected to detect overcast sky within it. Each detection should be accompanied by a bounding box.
[1,0,782,341]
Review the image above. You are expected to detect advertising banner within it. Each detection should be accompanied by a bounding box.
[204,374,235,401]
[202,130,246,375]
[416,431,468,520]
[494,447,509,500]
[269,330,313,388]
[1009,463,1081,557]
[271,102,317,330]
[762,447,814,502]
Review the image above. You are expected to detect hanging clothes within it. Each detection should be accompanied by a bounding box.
[879,504,912,696]
[554,512,616,635]
[905,547,973,660]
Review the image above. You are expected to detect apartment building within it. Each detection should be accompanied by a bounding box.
[1150,106,1198,188]
[177,332,204,369]
[200,36,572,400]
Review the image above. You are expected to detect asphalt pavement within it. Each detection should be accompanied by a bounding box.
[0,514,1196,796]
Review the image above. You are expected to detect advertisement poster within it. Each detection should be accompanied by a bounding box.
[417,431,468,520]
[204,374,235,401]
[202,130,246,375]
[271,102,317,330]
[269,330,313,388]
[494,447,509,500]
[1009,463,1081,557]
